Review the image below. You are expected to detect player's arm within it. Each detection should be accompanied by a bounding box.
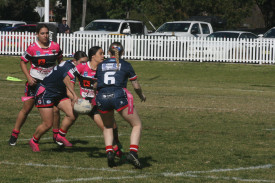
[131,79,146,102]
[66,81,75,100]
[20,60,36,86]
[63,75,78,105]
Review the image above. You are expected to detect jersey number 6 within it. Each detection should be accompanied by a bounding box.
[104,71,115,85]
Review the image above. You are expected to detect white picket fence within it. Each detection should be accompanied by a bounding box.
[1,31,274,64]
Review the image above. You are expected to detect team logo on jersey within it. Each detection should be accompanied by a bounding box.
[36,51,41,56]
[83,80,90,87]
[84,71,88,77]
[102,63,121,71]
[38,100,42,104]
[45,53,49,56]
[46,100,51,104]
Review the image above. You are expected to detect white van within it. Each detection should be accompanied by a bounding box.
[0,20,27,31]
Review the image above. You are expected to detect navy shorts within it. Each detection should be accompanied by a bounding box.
[35,84,68,108]
[85,97,99,115]
[24,79,42,97]
[96,87,128,113]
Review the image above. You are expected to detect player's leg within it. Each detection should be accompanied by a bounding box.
[52,106,61,144]
[9,98,34,146]
[55,99,76,147]
[88,108,124,157]
[88,112,104,131]
[29,107,54,152]
[100,110,116,167]
[119,107,142,169]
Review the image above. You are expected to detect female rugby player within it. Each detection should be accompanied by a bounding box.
[94,42,146,168]
[9,24,63,146]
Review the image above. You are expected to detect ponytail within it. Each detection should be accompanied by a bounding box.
[109,42,124,71]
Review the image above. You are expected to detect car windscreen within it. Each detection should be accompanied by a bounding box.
[13,26,36,32]
[0,23,12,30]
[263,29,275,38]
[85,22,120,32]
[207,32,239,39]
[129,23,144,34]
[157,23,191,32]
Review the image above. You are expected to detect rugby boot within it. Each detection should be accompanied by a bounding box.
[107,151,116,168]
[126,151,142,169]
[53,136,64,146]
[29,139,40,152]
[56,134,72,147]
[9,135,17,146]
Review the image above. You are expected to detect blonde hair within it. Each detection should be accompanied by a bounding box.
[109,42,124,70]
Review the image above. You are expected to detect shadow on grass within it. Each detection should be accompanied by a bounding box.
[115,154,155,169]
[148,75,160,81]
[251,84,275,87]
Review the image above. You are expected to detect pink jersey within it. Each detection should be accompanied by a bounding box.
[74,62,96,98]
[21,41,63,80]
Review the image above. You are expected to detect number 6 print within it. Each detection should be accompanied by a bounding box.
[104,71,116,85]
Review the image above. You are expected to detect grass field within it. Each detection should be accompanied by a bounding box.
[0,56,274,182]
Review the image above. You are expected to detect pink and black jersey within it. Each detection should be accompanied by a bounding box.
[21,41,63,80]
[73,62,96,99]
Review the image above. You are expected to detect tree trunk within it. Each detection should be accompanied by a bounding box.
[81,0,87,27]
[67,0,71,27]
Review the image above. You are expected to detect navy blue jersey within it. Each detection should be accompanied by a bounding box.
[95,58,137,90]
[41,60,76,94]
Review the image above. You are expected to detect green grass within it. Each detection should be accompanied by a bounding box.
[0,56,274,182]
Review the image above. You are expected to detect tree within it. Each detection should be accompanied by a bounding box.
[255,0,275,28]
[0,0,40,22]
[81,0,87,27]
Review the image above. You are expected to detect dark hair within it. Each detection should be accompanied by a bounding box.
[74,51,87,60]
[36,24,49,34]
[88,46,102,60]
[108,42,124,70]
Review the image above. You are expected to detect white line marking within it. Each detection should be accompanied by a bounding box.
[0,161,136,174]
[265,128,275,131]
[49,175,150,182]
[163,164,274,175]
[1,161,274,182]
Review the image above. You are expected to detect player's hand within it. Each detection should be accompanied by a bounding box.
[27,76,37,86]
[71,95,78,107]
[140,94,146,102]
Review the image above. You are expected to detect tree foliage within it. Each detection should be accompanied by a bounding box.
[0,0,274,31]
[255,0,275,28]
[0,0,40,22]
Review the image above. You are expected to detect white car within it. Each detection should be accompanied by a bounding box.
[207,31,258,39]
[149,21,213,37]
[189,31,259,61]
[74,19,148,35]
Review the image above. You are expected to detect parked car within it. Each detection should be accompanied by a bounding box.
[1,24,36,52]
[11,24,36,33]
[188,31,259,61]
[149,21,213,37]
[207,31,258,39]
[0,20,27,31]
[74,19,148,35]
[259,27,275,38]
